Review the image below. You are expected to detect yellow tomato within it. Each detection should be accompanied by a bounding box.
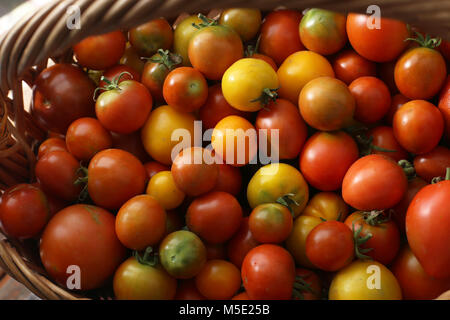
[141,105,195,165]
[301,192,349,221]
[146,171,185,210]
[222,58,279,112]
[219,8,262,41]
[211,115,257,167]
[247,163,309,217]
[285,215,322,268]
[173,15,202,66]
[329,260,402,300]
[277,51,334,104]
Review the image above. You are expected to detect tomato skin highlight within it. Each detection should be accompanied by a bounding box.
[413,146,450,182]
[332,49,376,85]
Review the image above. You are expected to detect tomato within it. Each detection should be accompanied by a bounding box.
[73,31,126,70]
[144,161,170,179]
[346,13,409,62]
[188,18,243,80]
[393,100,444,154]
[173,15,202,66]
[413,146,450,182]
[141,50,182,102]
[329,260,402,300]
[146,171,185,210]
[65,117,112,161]
[222,58,279,112]
[195,259,241,300]
[259,10,304,65]
[115,195,166,250]
[286,215,322,268]
[99,64,141,89]
[247,163,309,217]
[300,131,359,191]
[35,150,82,202]
[384,93,410,124]
[256,99,308,160]
[113,253,177,300]
[227,217,259,268]
[211,115,257,167]
[111,131,151,163]
[299,8,347,55]
[199,84,251,130]
[248,203,292,244]
[159,230,207,279]
[38,137,67,159]
[141,105,195,165]
[232,292,250,300]
[120,42,145,74]
[88,149,147,210]
[171,147,218,196]
[349,76,391,124]
[40,204,126,290]
[219,8,261,41]
[395,45,447,100]
[211,164,242,196]
[302,192,349,222]
[96,79,152,134]
[186,191,242,244]
[175,279,206,300]
[32,64,95,134]
[129,18,173,57]
[368,126,409,162]
[391,245,450,300]
[241,244,296,300]
[342,154,407,210]
[406,176,450,278]
[293,268,322,300]
[438,75,450,140]
[204,243,227,261]
[344,211,400,265]
[278,51,334,104]
[332,49,376,85]
[0,184,49,239]
[163,67,208,113]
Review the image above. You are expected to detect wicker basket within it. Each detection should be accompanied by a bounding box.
[0,0,449,300]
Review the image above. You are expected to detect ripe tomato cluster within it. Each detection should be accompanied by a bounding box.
[1,8,449,300]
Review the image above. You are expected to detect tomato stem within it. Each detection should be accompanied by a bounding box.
[148,49,183,70]
[250,87,278,107]
[276,193,300,216]
[405,31,442,49]
[352,222,373,260]
[74,166,90,203]
[245,35,261,57]
[398,159,416,180]
[93,71,133,100]
[192,13,218,29]
[133,246,158,267]
[431,167,450,184]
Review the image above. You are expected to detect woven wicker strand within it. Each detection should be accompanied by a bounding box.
[0,0,449,300]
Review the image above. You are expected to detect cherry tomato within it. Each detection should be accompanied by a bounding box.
[73,31,126,70]
[219,8,261,42]
[346,13,409,62]
[163,67,208,113]
[241,244,296,300]
[144,161,170,179]
[438,75,450,140]
[256,99,308,160]
[300,131,359,191]
[259,10,304,65]
[413,146,450,182]
[248,203,293,244]
[99,64,140,89]
[40,204,126,290]
[146,171,185,210]
[211,164,242,196]
[227,217,259,268]
[65,117,112,161]
[129,18,173,57]
[186,191,243,244]
[38,137,67,159]
[204,243,227,261]
[294,268,322,300]
[32,64,95,134]
[332,49,376,85]
[175,279,206,300]
[393,100,444,154]
[342,154,407,210]
[120,42,145,73]
[88,149,147,210]
[384,93,410,124]
[173,15,202,66]
[301,192,349,222]
[368,126,409,162]
[111,131,151,163]
[195,259,241,300]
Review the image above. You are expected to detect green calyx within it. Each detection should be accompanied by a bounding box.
[74,166,89,203]
[405,31,442,49]
[431,167,450,184]
[292,275,316,300]
[347,125,397,157]
[276,193,299,216]
[93,71,133,100]
[250,87,279,108]
[149,49,183,71]
[352,222,373,261]
[360,210,390,226]
[134,246,158,267]
[398,159,416,180]
[192,13,218,29]
[245,35,261,57]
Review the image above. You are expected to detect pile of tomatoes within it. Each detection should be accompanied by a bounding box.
[0,7,449,300]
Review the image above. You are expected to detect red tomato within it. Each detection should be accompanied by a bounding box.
[99,64,141,89]
[255,99,308,160]
[227,217,259,268]
[342,154,407,210]
[211,164,242,196]
[393,100,444,154]
[186,191,242,244]
[384,93,410,124]
[144,161,170,179]
[241,244,296,300]
[306,221,354,271]
[73,31,126,70]
[111,131,151,163]
[299,131,359,191]
[349,76,391,124]
[204,243,227,261]
[368,126,409,162]
[129,18,173,57]
[32,64,95,134]
[88,149,147,210]
[0,184,50,239]
[294,268,322,300]
[413,146,450,182]
[35,150,82,202]
[259,10,304,65]
[248,203,293,244]
[163,67,208,113]
[346,13,409,62]
[378,61,399,94]
[65,117,112,161]
[38,137,67,159]
[332,49,376,85]
[406,175,450,278]
[438,75,450,140]
[175,279,206,300]
[40,204,126,290]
